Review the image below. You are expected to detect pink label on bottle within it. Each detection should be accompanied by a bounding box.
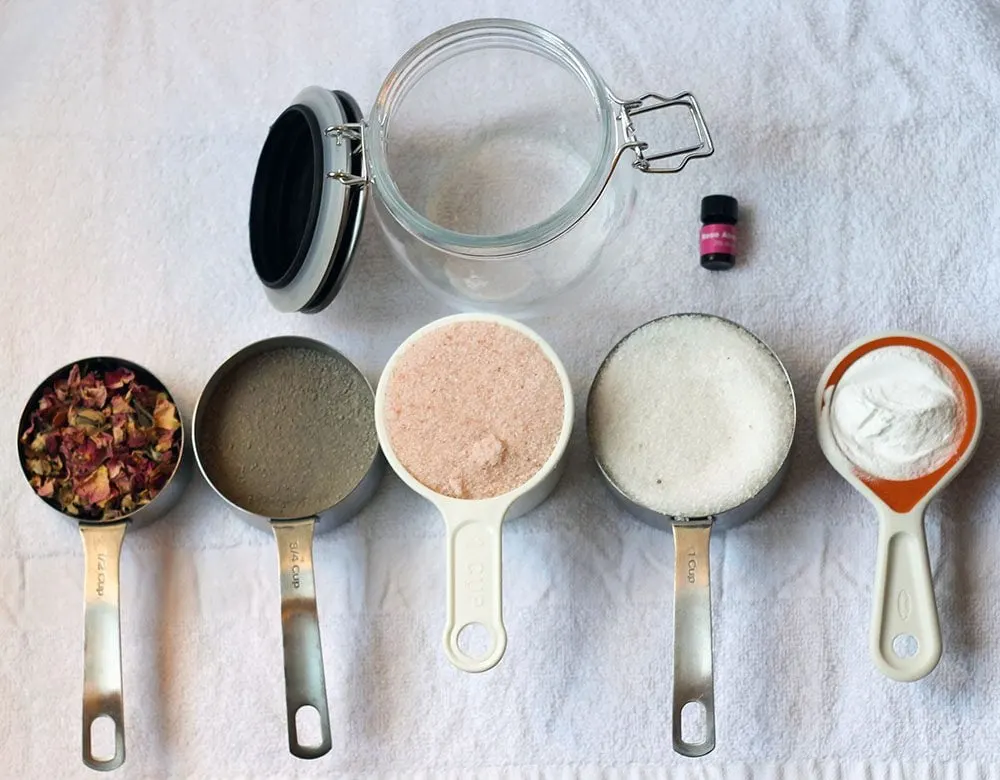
[700,224,737,255]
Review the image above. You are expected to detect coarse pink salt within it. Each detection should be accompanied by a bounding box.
[384,320,565,499]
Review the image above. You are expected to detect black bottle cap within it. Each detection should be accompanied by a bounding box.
[701,255,735,271]
[701,194,738,223]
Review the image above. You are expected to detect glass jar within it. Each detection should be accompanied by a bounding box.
[248,19,713,317]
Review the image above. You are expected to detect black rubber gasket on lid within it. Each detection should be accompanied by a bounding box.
[301,91,365,314]
[249,104,323,290]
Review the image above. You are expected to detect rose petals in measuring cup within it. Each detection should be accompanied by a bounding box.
[374,314,573,672]
[587,314,796,757]
[17,357,190,772]
[193,337,382,758]
[817,333,982,682]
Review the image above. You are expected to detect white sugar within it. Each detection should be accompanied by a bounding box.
[589,315,796,517]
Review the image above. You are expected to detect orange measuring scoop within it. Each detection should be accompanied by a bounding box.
[816,332,982,681]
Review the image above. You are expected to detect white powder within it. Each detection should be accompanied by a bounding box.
[830,346,962,480]
[589,315,796,517]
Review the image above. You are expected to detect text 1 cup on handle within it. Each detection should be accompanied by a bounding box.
[272,518,332,759]
[80,521,128,772]
[671,520,716,758]
[440,495,509,673]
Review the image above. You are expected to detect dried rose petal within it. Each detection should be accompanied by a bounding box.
[26,458,51,476]
[154,430,175,452]
[37,479,55,498]
[153,395,180,432]
[68,407,105,432]
[76,465,112,506]
[104,368,135,390]
[126,422,148,449]
[91,431,113,452]
[64,435,107,479]
[80,383,108,409]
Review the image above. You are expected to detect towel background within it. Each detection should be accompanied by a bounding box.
[2,0,999,776]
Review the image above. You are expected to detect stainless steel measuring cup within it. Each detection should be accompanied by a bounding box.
[17,357,190,772]
[586,314,796,757]
[192,336,383,759]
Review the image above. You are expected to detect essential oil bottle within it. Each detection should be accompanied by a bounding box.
[700,195,738,270]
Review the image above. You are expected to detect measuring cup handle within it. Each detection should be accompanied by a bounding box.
[671,523,716,757]
[271,519,332,759]
[80,521,128,771]
[442,511,507,673]
[870,505,941,681]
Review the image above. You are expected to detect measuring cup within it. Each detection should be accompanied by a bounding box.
[587,314,797,757]
[17,357,190,772]
[192,336,383,758]
[373,313,574,672]
[816,332,982,682]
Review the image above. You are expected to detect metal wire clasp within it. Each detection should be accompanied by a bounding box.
[324,123,369,187]
[617,92,714,173]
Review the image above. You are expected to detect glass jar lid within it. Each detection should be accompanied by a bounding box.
[249,86,366,313]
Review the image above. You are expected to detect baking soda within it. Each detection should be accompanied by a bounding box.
[830,346,961,480]
[589,315,795,517]
[383,321,565,499]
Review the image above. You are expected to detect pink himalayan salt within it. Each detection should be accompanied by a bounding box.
[384,321,565,499]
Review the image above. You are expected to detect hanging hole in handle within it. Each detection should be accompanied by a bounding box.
[294,705,323,749]
[456,622,493,660]
[88,715,117,763]
[893,634,919,659]
[680,701,708,746]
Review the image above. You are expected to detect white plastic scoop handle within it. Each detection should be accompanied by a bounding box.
[439,495,511,672]
[869,502,941,679]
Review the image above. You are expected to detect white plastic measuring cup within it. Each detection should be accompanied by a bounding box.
[374,313,574,672]
[817,332,982,681]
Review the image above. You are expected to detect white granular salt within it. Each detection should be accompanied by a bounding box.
[589,315,796,517]
[830,346,962,480]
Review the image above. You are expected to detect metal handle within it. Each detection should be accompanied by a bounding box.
[618,91,714,173]
[870,505,941,681]
[80,521,128,771]
[272,519,332,759]
[671,522,716,757]
[442,511,508,673]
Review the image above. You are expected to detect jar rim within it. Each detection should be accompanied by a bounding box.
[368,18,617,260]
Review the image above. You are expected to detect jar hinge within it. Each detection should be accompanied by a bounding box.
[325,123,370,187]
